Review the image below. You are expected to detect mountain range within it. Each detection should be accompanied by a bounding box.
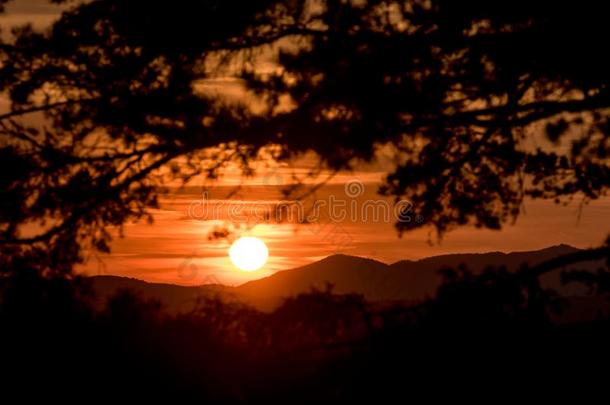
[91,244,606,312]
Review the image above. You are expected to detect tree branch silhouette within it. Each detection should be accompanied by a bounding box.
[1,0,609,272]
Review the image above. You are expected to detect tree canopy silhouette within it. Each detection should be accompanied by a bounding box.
[1,0,610,272]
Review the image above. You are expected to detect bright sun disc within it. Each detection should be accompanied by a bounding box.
[229,237,269,271]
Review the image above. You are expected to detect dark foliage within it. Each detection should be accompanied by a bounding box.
[2,263,610,402]
[1,1,610,400]
[1,0,610,271]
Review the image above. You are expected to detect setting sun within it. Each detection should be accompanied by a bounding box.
[229,237,269,271]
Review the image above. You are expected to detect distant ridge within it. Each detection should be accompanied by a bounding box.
[91,245,604,312]
[90,275,229,313]
[236,244,588,308]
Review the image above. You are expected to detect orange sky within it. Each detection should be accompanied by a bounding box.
[4,1,610,286]
[78,180,610,286]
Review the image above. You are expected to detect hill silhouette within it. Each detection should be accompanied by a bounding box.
[90,275,229,313]
[92,244,605,312]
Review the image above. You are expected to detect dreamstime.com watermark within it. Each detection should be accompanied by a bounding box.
[178,179,424,281]
[187,179,424,226]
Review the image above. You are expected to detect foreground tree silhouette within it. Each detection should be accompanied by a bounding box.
[1,0,610,272]
[3,3,610,402]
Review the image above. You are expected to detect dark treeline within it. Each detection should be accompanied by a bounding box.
[2,258,610,402]
[2,0,610,400]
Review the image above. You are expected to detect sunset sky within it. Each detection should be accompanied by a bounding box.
[80,176,610,285]
[4,0,610,286]
[4,2,610,401]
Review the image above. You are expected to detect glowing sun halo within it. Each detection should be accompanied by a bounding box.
[229,237,269,271]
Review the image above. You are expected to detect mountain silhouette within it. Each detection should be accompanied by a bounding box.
[91,244,605,312]
[90,276,229,313]
[387,244,586,300]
